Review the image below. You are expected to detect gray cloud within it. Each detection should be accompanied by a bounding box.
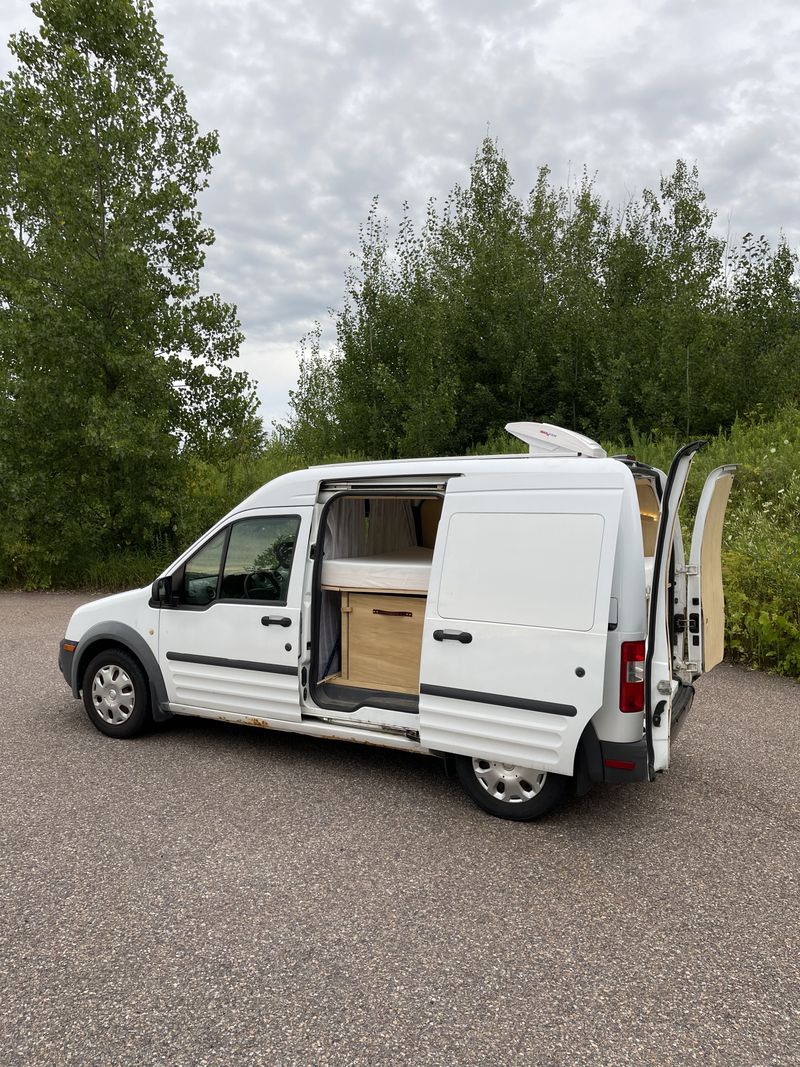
[2,0,799,425]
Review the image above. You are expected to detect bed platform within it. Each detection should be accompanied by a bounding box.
[321,547,433,593]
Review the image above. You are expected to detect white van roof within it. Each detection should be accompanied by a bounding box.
[230,452,630,513]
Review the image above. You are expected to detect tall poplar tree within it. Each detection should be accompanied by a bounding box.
[0,0,260,584]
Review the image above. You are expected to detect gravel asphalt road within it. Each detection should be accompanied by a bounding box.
[1,591,798,1066]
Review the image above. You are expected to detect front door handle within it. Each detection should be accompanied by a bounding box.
[262,616,292,627]
[433,629,472,644]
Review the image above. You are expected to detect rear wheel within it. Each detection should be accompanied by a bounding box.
[455,755,570,821]
[82,648,151,739]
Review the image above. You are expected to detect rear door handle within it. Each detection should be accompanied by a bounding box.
[262,616,292,627]
[433,629,472,644]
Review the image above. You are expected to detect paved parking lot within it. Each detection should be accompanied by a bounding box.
[1,591,798,1065]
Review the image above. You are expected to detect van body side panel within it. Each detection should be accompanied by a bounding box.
[418,482,623,776]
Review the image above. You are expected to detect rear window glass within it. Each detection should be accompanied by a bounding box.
[437,512,605,631]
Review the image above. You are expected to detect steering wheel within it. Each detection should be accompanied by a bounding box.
[243,569,281,600]
[275,540,295,568]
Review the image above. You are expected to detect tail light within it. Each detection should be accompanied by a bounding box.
[620,641,645,712]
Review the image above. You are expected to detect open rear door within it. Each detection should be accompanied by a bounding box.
[418,471,624,777]
[645,442,706,777]
[685,466,737,675]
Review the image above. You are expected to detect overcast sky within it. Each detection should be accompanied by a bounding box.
[2,0,799,426]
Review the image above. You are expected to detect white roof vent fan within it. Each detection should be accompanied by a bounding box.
[505,422,607,458]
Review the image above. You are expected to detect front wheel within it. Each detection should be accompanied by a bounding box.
[82,648,151,739]
[455,755,570,821]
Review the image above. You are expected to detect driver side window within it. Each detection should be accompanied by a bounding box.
[220,515,300,604]
[181,529,226,606]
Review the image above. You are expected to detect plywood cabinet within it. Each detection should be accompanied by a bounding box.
[338,591,425,695]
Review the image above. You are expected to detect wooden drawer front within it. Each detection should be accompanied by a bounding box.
[343,593,425,694]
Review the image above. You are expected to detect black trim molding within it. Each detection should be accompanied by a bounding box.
[166,651,298,676]
[420,683,577,718]
[314,679,420,717]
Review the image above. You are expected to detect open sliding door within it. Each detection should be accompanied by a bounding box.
[418,474,624,777]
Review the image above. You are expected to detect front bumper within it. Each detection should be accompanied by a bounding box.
[58,639,77,692]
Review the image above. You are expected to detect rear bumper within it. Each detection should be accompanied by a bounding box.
[600,682,695,784]
[599,737,649,783]
[670,681,696,739]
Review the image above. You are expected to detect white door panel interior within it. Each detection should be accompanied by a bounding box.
[688,466,737,673]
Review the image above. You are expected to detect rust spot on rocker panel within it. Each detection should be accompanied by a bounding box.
[240,716,274,730]
[217,713,419,751]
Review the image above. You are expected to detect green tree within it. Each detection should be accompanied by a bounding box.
[0,0,260,585]
[716,233,800,424]
[283,323,342,463]
[284,139,800,460]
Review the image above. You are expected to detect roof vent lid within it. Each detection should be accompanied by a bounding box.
[505,422,607,458]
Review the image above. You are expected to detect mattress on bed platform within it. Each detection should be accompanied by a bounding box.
[321,547,433,592]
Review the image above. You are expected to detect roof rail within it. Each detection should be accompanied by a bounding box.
[505,422,607,458]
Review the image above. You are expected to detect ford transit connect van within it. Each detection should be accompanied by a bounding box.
[58,423,736,820]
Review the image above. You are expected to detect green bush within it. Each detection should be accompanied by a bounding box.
[38,440,369,593]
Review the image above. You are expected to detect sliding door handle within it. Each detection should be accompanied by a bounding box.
[262,616,292,627]
[433,629,472,644]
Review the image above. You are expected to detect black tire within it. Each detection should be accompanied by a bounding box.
[455,754,570,821]
[81,647,151,739]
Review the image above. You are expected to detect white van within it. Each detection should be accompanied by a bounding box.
[58,423,736,821]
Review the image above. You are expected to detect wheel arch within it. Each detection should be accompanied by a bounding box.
[72,623,172,722]
[440,720,603,794]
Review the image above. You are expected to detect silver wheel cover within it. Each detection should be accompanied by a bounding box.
[91,664,136,725]
[472,758,547,803]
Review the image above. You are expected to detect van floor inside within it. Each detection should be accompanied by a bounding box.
[322,671,417,696]
[314,680,420,716]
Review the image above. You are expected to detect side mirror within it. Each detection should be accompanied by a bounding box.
[153,575,176,606]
